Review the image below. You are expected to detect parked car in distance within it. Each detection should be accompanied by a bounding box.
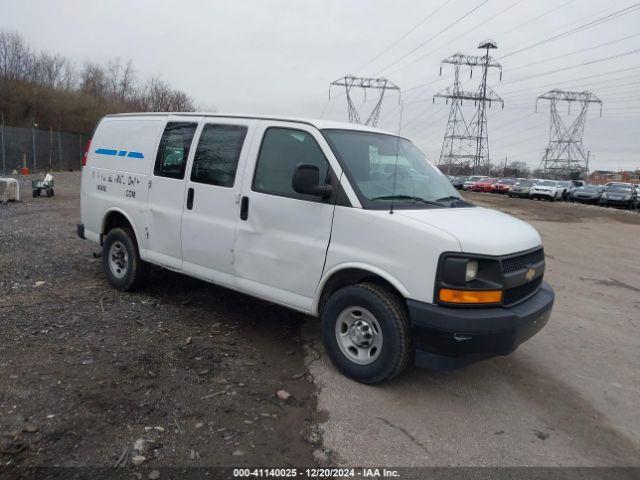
[491,178,516,194]
[471,177,498,192]
[570,184,603,204]
[508,179,534,198]
[599,183,638,209]
[463,175,485,190]
[450,176,468,190]
[556,181,572,200]
[530,180,560,201]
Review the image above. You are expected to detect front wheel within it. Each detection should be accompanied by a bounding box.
[102,227,147,291]
[321,283,411,384]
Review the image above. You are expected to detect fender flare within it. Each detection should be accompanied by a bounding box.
[312,262,411,316]
[101,207,143,251]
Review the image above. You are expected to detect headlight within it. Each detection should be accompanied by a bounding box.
[624,195,631,200]
[465,260,478,282]
[437,254,503,305]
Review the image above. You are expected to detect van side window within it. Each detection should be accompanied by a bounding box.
[154,122,198,179]
[191,124,248,187]
[253,127,329,198]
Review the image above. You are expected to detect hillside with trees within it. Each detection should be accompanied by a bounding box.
[0,30,197,134]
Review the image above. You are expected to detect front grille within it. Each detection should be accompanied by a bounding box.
[504,277,542,305]
[501,248,545,273]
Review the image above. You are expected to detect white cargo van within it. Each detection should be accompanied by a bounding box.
[79,113,554,383]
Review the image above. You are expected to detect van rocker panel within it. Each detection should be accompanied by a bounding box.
[407,281,554,361]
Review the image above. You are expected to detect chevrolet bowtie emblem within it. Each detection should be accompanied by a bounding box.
[525,267,536,282]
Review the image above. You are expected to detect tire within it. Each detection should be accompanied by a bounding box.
[50,189,54,197]
[321,283,411,384]
[46,189,52,197]
[102,227,147,291]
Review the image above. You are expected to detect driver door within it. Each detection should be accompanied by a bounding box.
[233,123,342,311]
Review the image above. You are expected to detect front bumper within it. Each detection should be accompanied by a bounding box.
[574,196,600,203]
[531,190,555,198]
[408,282,554,367]
[600,197,631,206]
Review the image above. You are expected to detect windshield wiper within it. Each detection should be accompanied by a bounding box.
[370,195,442,206]
[434,195,462,202]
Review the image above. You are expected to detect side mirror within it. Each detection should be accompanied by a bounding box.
[292,164,333,198]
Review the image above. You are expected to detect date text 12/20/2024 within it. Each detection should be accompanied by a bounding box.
[233,468,400,478]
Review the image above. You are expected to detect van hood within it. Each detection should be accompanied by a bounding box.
[396,207,541,256]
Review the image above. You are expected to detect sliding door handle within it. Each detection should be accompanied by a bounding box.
[186,187,194,210]
[240,196,249,220]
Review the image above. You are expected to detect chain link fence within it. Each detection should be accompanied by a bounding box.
[0,124,86,175]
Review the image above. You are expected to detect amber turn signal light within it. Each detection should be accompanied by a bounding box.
[439,288,502,304]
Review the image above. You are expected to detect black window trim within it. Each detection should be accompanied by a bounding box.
[189,122,249,189]
[251,125,337,204]
[153,120,199,180]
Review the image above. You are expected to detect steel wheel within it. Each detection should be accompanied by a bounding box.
[108,240,129,279]
[335,306,383,365]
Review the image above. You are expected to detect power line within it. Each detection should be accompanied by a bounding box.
[508,32,640,72]
[372,0,490,76]
[499,2,640,60]
[503,78,640,102]
[495,0,578,38]
[355,0,456,74]
[501,49,640,86]
[387,0,527,77]
[498,66,640,97]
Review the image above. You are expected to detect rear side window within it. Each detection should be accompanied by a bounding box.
[191,124,248,187]
[154,122,198,179]
[253,127,329,198]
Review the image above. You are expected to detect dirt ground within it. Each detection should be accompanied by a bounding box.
[0,173,319,468]
[2,173,639,470]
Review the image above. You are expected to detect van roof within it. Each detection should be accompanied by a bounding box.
[104,112,395,135]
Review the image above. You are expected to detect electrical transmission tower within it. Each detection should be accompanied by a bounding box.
[330,75,400,127]
[535,89,602,178]
[433,40,503,175]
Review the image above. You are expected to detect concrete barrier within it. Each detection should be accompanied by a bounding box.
[0,178,20,202]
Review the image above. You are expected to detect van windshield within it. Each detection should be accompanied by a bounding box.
[323,129,468,209]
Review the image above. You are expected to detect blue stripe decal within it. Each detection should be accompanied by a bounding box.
[95,148,117,156]
[94,148,144,159]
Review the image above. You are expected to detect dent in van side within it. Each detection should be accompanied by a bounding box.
[321,206,462,308]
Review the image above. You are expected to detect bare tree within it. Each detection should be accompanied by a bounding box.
[143,76,194,112]
[80,62,108,99]
[0,29,200,131]
[31,51,68,87]
[106,58,136,102]
[0,31,31,81]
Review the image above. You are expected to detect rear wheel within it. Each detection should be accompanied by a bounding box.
[321,283,411,384]
[102,227,147,291]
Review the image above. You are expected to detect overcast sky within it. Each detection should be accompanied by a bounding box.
[2,0,639,171]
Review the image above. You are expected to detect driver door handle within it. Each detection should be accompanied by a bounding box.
[186,187,194,210]
[240,196,249,220]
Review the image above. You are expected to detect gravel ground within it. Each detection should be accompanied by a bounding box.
[3,174,639,471]
[0,172,319,467]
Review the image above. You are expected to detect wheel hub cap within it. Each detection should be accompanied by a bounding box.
[108,241,129,279]
[335,307,383,365]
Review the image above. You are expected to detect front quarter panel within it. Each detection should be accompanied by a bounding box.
[320,206,461,309]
